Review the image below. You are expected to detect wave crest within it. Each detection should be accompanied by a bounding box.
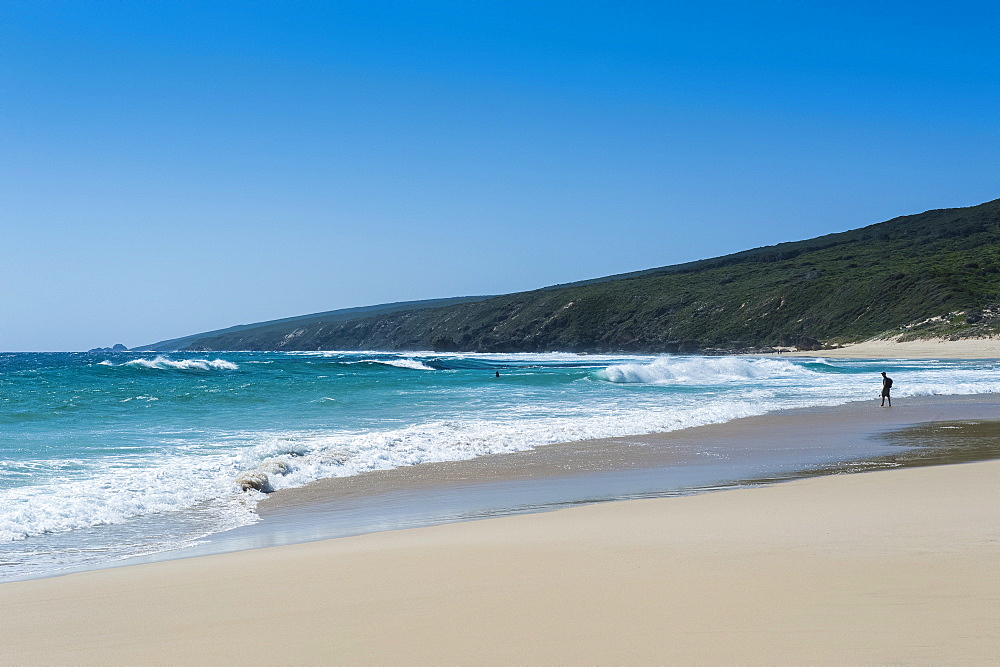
[600,356,813,384]
[123,356,239,371]
[355,358,436,371]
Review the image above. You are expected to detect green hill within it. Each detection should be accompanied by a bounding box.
[177,198,1000,353]
[137,295,494,351]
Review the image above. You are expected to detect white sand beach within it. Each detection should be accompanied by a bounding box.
[785,336,1000,359]
[1,457,997,664]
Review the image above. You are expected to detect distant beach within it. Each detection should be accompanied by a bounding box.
[785,336,1000,359]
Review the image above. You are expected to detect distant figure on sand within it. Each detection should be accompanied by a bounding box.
[880,372,893,407]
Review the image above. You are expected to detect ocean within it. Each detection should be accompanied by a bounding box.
[2,350,998,581]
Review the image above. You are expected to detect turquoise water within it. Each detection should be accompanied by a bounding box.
[2,350,998,579]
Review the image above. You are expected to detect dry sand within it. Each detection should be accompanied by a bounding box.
[2,460,998,665]
[784,336,1000,359]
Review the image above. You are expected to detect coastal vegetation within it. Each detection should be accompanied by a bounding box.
[165,199,1000,353]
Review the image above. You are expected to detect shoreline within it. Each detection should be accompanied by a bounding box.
[238,393,1000,547]
[83,393,999,579]
[2,457,997,663]
[259,392,1000,512]
[7,393,1000,584]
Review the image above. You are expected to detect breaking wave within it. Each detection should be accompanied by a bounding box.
[121,356,239,371]
[362,358,436,371]
[0,452,258,543]
[600,356,815,384]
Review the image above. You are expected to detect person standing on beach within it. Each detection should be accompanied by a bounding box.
[880,372,893,407]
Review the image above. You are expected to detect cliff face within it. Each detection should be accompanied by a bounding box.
[183,199,1000,353]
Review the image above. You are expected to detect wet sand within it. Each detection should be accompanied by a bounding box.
[260,393,1000,511]
[226,394,1000,557]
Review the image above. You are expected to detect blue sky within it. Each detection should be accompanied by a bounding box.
[3,1,998,351]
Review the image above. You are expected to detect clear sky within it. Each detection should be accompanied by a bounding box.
[3,1,998,351]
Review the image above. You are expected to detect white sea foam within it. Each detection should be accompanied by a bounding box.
[228,392,853,494]
[0,390,801,544]
[0,451,256,543]
[895,382,998,397]
[600,356,813,384]
[123,356,239,371]
[368,358,436,371]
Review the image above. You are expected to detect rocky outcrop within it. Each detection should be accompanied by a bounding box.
[88,343,129,353]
